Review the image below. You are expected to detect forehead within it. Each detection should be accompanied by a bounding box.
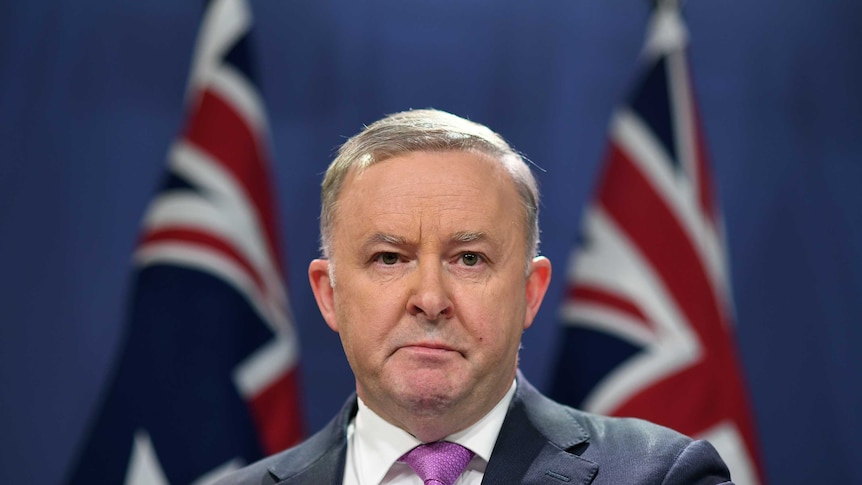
[331,150,524,245]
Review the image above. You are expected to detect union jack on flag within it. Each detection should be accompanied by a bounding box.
[549,2,765,484]
[67,0,304,482]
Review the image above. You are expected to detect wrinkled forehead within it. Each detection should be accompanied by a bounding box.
[331,150,527,252]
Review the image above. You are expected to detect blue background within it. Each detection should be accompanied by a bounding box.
[1,1,860,483]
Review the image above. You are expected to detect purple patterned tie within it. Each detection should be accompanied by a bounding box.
[401,441,475,485]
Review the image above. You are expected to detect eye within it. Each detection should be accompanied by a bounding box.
[460,253,481,266]
[377,252,399,265]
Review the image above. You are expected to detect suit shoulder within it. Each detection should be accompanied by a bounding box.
[566,410,732,484]
[567,408,695,459]
[212,450,287,485]
[215,396,356,484]
[572,409,691,447]
[213,432,345,485]
[213,413,349,485]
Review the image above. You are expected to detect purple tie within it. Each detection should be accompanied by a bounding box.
[401,441,475,485]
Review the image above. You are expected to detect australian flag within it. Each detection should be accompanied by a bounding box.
[67,0,304,483]
[549,2,765,484]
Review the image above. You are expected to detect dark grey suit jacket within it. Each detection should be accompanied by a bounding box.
[216,375,733,484]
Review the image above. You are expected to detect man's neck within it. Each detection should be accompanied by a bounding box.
[356,371,519,442]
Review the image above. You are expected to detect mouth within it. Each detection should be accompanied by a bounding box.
[400,342,460,357]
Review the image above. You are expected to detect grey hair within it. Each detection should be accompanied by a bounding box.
[319,108,540,269]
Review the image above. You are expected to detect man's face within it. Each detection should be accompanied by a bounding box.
[309,150,551,440]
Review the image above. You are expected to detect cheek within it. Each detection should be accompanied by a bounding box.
[458,280,527,343]
[335,283,403,344]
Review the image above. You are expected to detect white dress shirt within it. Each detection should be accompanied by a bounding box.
[342,380,517,485]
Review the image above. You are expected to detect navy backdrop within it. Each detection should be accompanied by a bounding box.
[1,1,861,484]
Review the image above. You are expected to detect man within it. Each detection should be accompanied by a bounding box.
[218,109,733,484]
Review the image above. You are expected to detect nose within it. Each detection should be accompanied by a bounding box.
[406,259,454,320]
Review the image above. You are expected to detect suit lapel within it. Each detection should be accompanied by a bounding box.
[482,374,598,485]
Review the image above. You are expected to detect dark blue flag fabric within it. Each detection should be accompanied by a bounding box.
[67,0,304,482]
[549,2,765,484]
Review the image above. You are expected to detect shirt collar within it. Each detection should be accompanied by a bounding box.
[350,379,517,484]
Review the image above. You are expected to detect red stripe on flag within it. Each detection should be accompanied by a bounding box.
[568,284,654,333]
[139,227,267,298]
[247,367,305,455]
[183,88,287,274]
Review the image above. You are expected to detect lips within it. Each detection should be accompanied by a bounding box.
[400,342,460,356]
[411,341,453,350]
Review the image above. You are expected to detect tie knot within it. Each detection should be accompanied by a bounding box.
[401,441,474,485]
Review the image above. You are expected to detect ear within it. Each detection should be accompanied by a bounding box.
[523,256,552,330]
[308,259,339,332]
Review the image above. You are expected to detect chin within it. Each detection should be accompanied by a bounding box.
[392,379,464,413]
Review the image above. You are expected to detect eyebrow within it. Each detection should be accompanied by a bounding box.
[451,231,487,244]
[361,233,408,252]
[361,231,488,251]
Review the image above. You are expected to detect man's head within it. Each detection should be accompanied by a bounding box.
[308,109,552,442]
[319,109,540,269]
